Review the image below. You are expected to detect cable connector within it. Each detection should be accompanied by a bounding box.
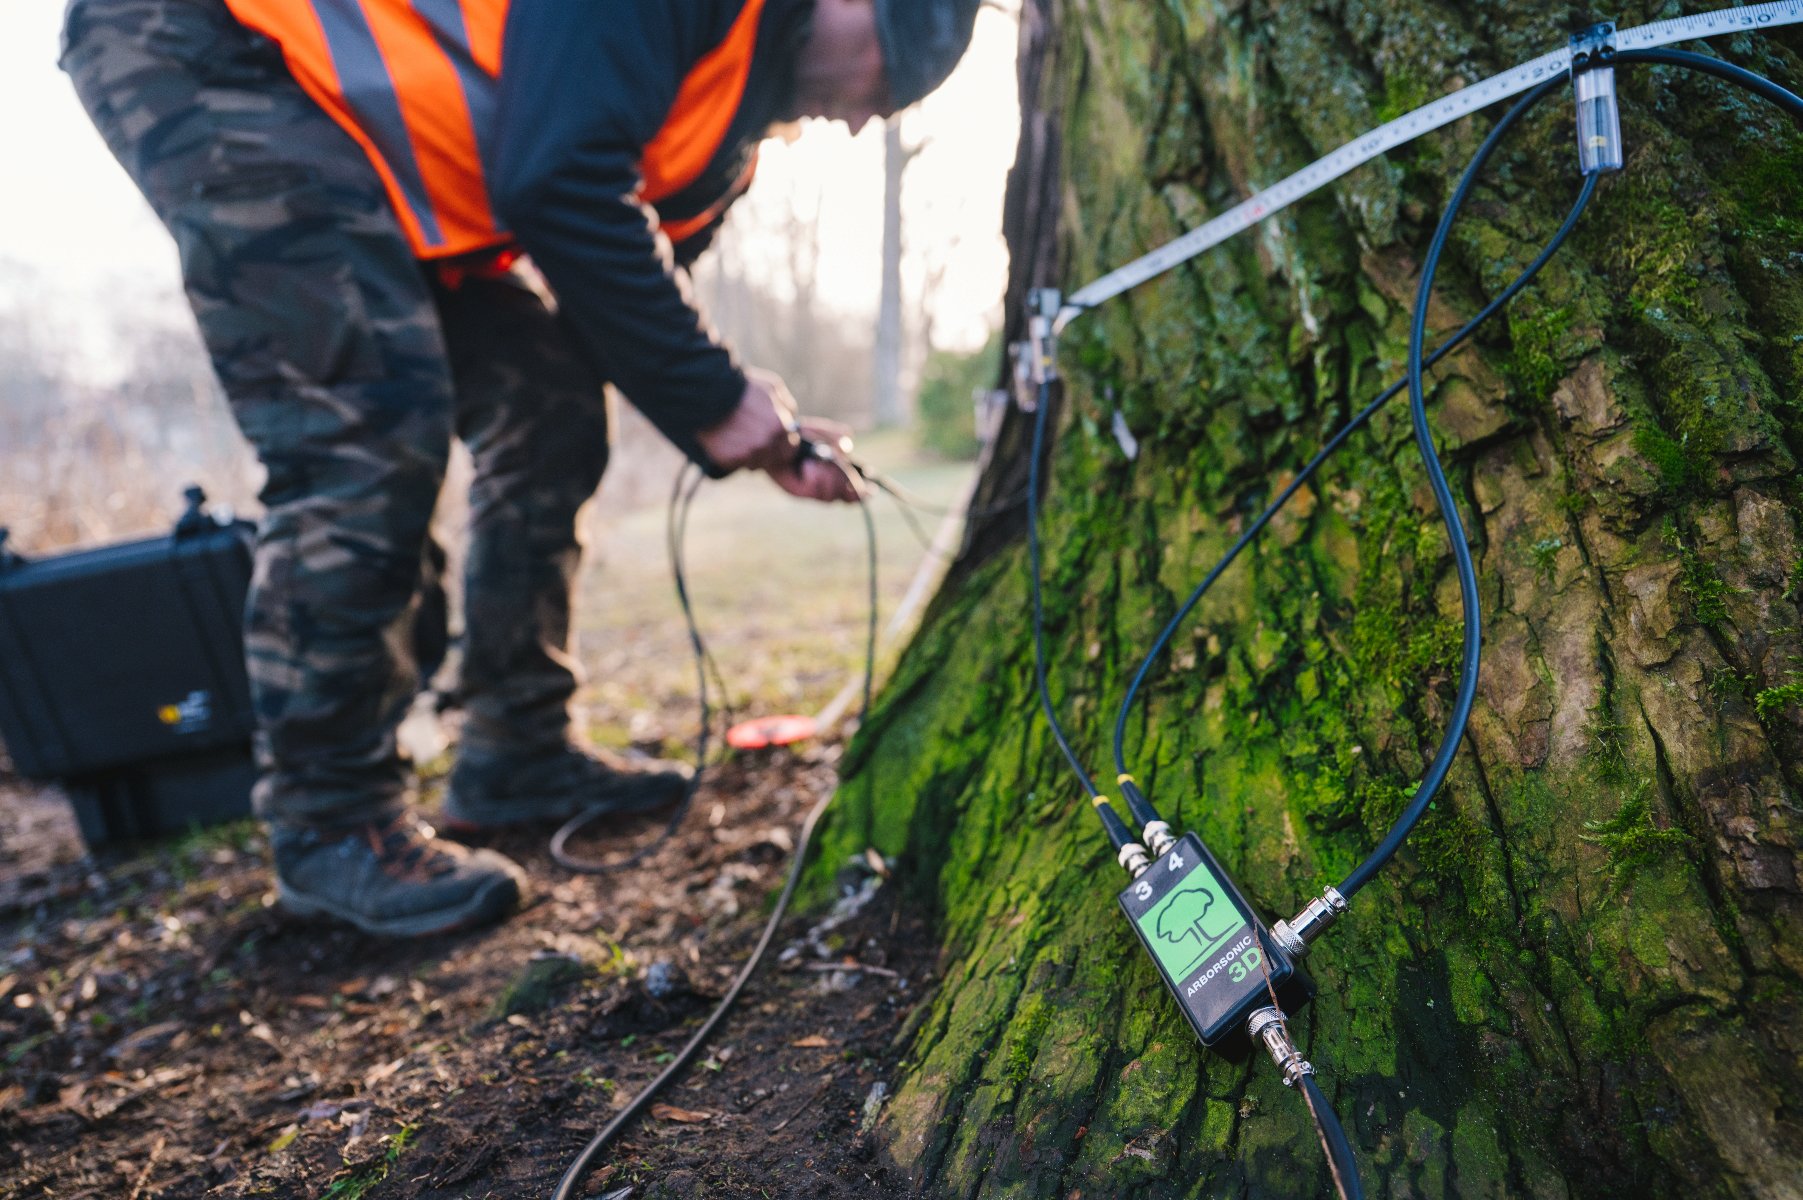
[1247,1006,1315,1088]
[1026,288,1062,385]
[1570,23,1624,175]
[1140,820,1176,857]
[1271,885,1347,961]
[1117,841,1152,877]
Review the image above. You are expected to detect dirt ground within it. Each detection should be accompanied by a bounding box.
[0,441,976,1198]
[0,740,934,1199]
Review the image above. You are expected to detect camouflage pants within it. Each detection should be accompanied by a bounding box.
[62,0,612,827]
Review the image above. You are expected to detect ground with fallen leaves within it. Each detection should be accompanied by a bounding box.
[0,446,966,1198]
[0,749,931,1198]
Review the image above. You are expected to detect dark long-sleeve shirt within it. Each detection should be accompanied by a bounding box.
[490,0,810,470]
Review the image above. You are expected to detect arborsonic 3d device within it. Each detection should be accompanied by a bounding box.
[1116,832,1312,1051]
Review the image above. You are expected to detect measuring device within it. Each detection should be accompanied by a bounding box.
[1116,832,1311,1050]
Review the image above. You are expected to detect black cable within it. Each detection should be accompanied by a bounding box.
[865,472,946,558]
[1339,45,1803,896]
[862,470,1029,520]
[550,785,837,1200]
[1110,76,1574,795]
[1340,77,1569,898]
[550,467,714,874]
[1300,1073,1364,1200]
[1027,378,1136,851]
[552,485,881,1199]
[1615,46,1803,114]
[850,463,1023,564]
[1110,160,1595,785]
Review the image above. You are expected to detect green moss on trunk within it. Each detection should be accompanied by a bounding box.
[826,4,1803,1196]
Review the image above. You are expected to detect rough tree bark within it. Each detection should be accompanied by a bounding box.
[818,2,1803,1197]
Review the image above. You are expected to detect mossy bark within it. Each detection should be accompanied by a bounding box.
[821,3,1803,1196]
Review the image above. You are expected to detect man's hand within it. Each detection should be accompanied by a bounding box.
[696,370,861,503]
[766,417,863,503]
[697,368,800,473]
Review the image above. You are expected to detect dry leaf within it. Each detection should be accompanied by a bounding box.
[650,1104,713,1124]
[790,1035,830,1048]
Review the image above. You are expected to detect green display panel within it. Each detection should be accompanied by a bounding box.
[1133,863,1248,982]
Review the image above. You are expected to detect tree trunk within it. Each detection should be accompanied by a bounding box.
[876,119,911,428]
[820,2,1803,1197]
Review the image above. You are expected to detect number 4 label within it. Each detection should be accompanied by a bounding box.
[1168,852,1185,872]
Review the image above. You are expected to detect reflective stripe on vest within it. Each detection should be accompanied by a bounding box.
[222,0,765,260]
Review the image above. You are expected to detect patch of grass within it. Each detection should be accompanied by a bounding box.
[1581,783,1695,893]
[490,955,594,1019]
[1373,69,1430,124]
[1606,186,1704,321]
[1585,704,1631,784]
[5,1030,52,1066]
[1706,667,1753,705]
[1506,305,1575,404]
[577,431,968,726]
[1786,560,1803,603]
[1665,519,1733,629]
[1634,426,1707,495]
[1002,992,1051,1087]
[1529,537,1563,583]
[1754,680,1803,723]
[321,1125,416,1200]
[1725,140,1803,243]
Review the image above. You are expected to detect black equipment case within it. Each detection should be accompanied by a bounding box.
[0,487,258,847]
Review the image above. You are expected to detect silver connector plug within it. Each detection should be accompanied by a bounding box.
[1271,885,1348,961]
[1026,288,1062,385]
[1118,842,1152,877]
[1247,1007,1314,1088]
[1141,820,1176,858]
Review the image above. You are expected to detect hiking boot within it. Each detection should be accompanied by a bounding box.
[442,743,692,832]
[273,813,526,937]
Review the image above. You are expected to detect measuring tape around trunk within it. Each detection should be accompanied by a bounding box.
[1053,1,1803,331]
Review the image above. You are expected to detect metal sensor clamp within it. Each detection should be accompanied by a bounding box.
[1571,23,1626,174]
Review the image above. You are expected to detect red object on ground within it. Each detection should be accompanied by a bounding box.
[725,715,818,750]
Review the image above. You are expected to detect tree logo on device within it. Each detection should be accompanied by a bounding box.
[1154,886,1238,952]
[1139,881,1244,980]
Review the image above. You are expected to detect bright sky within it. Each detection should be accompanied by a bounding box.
[0,2,1018,382]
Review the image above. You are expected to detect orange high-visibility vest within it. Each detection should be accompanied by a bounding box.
[222,0,765,259]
